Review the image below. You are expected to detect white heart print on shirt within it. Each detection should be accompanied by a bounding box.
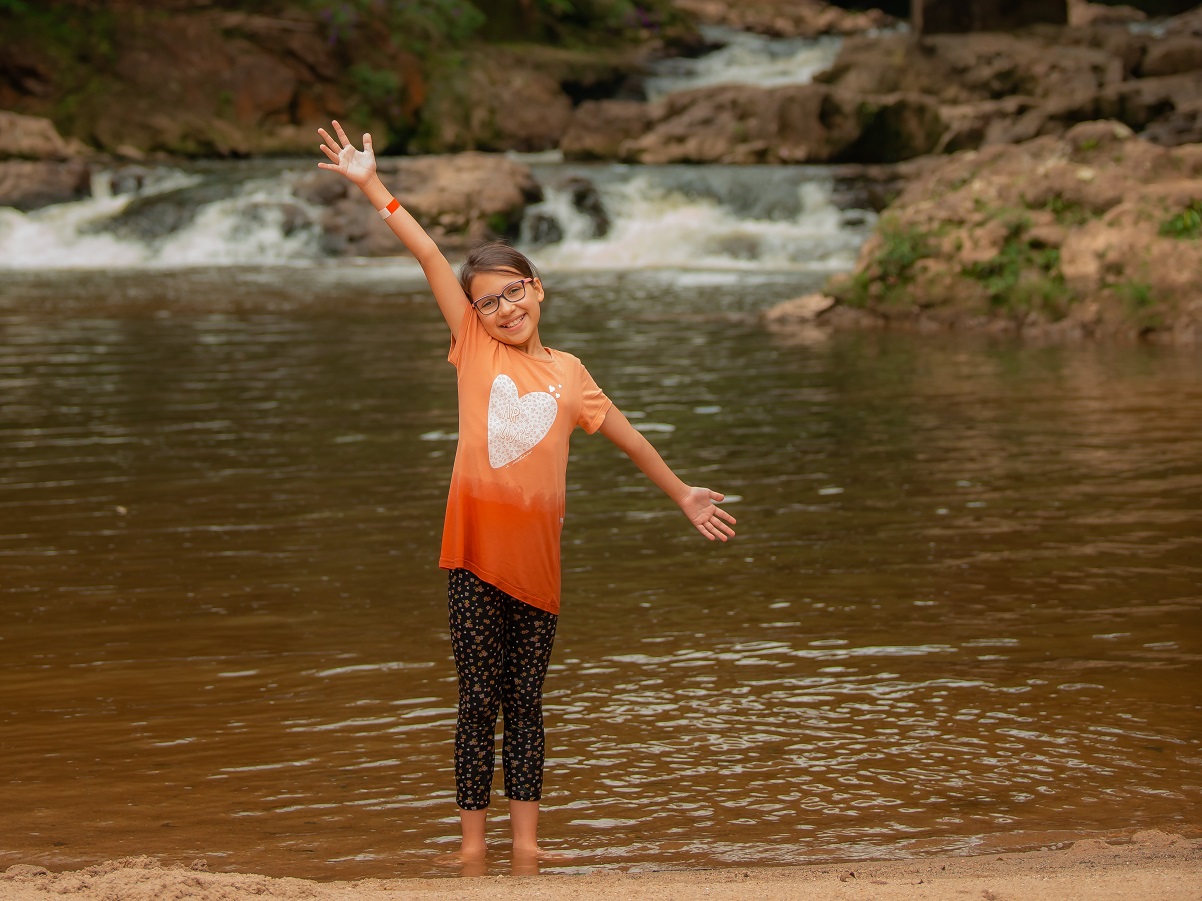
[487,374,559,468]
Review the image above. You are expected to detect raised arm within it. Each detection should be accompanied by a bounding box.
[597,407,737,542]
[317,120,468,338]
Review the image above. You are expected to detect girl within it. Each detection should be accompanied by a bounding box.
[316,120,737,863]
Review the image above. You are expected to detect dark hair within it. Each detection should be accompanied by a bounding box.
[458,242,539,300]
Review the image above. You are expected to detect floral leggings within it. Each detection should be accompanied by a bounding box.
[447,568,559,811]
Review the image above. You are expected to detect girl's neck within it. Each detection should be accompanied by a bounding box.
[515,333,551,361]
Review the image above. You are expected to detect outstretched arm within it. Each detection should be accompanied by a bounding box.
[597,407,737,542]
[317,120,468,338]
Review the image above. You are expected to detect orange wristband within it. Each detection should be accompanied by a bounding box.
[378,197,400,220]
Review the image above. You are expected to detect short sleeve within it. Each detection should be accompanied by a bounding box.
[447,303,477,367]
[577,364,612,434]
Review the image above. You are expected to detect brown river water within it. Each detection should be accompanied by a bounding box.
[1,265,1199,880]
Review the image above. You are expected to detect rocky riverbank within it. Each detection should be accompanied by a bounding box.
[764,120,1202,344]
[6,1,1202,342]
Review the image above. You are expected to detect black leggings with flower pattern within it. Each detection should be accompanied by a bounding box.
[447,568,558,811]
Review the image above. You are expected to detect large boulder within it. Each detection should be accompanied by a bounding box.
[563,83,945,164]
[816,121,1202,343]
[813,28,1202,156]
[994,71,1202,144]
[559,100,653,160]
[0,111,89,160]
[417,57,574,153]
[815,31,1125,103]
[1,10,360,157]
[293,153,542,256]
[0,160,92,211]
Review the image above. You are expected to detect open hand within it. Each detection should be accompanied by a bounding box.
[678,486,737,542]
[317,120,376,186]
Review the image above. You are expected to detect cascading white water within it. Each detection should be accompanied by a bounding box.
[0,30,879,273]
[644,26,845,101]
[0,160,875,273]
[522,164,873,272]
[0,165,325,270]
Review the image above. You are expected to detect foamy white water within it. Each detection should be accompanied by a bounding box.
[644,27,844,101]
[0,166,323,270]
[525,165,873,272]
[0,161,874,274]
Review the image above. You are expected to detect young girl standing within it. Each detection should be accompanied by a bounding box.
[317,121,736,864]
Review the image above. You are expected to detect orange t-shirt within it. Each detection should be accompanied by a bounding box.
[438,304,612,614]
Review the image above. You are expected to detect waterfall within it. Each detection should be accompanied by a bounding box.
[0,160,874,274]
[0,29,879,273]
[521,163,873,272]
[0,162,325,270]
[644,26,845,101]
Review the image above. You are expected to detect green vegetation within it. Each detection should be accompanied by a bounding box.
[1044,194,1093,227]
[1159,200,1202,240]
[839,216,935,307]
[309,0,484,52]
[875,217,935,281]
[272,0,685,47]
[1115,280,1164,332]
[347,63,407,142]
[964,220,1073,319]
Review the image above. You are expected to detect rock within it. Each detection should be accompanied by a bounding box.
[295,153,541,256]
[419,55,574,153]
[986,71,1202,145]
[762,293,837,322]
[1,10,350,158]
[761,294,840,345]
[1141,100,1202,146]
[822,121,1202,343]
[1140,35,1202,78]
[1068,0,1146,27]
[830,157,944,211]
[609,83,944,165]
[672,0,893,38]
[0,110,87,160]
[0,160,91,210]
[564,176,609,237]
[816,32,1123,104]
[561,100,653,161]
[1166,7,1202,38]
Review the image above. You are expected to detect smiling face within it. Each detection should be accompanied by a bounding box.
[470,269,546,354]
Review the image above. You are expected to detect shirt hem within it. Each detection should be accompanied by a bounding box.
[582,398,613,435]
[439,558,561,616]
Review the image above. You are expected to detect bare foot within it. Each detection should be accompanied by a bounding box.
[512,845,577,877]
[513,845,576,863]
[433,848,487,877]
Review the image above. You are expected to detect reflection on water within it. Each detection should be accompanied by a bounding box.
[1,265,1200,880]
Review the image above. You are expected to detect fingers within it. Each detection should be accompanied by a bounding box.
[364,132,373,153]
[715,507,737,525]
[333,119,350,145]
[695,518,732,542]
[317,127,340,154]
[318,142,339,163]
[709,490,725,502]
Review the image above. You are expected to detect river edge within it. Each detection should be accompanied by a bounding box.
[2,829,1199,900]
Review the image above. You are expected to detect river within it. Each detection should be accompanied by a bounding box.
[1,260,1199,879]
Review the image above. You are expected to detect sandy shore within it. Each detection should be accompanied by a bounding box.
[2,829,1198,900]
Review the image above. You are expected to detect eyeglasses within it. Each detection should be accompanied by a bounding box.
[472,278,533,316]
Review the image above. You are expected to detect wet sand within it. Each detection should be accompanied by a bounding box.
[2,829,1198,901]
